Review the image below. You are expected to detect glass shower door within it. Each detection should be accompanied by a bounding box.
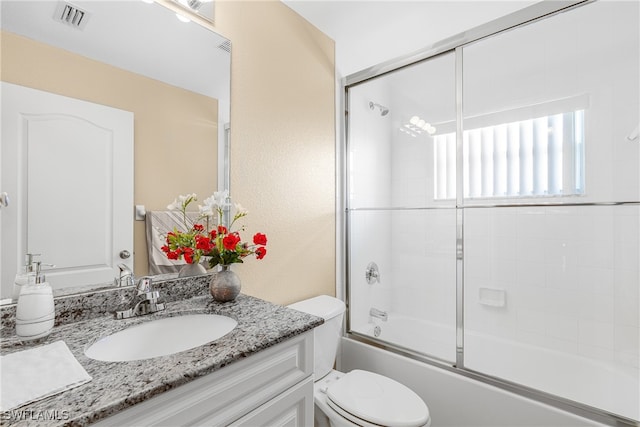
[344,0,639,422]
[346,52,458,363]
[461,1,639,421]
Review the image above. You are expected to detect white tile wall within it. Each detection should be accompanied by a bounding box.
[348,210,392,330]
[347,208,458,362]
[464,205,640,371]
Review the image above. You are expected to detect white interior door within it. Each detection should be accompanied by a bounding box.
[1,82,133,298]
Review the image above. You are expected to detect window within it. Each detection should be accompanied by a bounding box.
[434,110,585,200]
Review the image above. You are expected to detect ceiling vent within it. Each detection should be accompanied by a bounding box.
[54,1,90,30]
[217,40,231,54]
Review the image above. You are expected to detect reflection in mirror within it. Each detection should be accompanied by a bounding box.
[0,0,230,302]
[171,0,216,25]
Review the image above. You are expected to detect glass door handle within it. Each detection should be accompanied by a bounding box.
[0,192,9,208]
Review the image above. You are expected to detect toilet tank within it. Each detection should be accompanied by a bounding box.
[288,295,345,380]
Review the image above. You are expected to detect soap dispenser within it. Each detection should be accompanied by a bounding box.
[15,261,55,341]
[11,253,39,302]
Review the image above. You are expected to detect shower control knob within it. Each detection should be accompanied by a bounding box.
[119,250,131,259]
[365,262,380,284]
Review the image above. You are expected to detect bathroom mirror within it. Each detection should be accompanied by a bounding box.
[0,0,230,302]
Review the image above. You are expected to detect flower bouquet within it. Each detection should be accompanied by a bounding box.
[162,191,267,301]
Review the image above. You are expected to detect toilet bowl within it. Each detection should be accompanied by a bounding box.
[314,369,431,427]
[288,295,431,427]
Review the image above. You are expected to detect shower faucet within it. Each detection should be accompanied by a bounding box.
[365,262,380,284]
[369,101,389,116]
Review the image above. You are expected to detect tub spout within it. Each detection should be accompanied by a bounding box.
[369,307,388,322]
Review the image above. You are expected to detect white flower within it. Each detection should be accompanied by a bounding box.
[201,194,217,210]
[167,199,180,210]
[167,193,197,210]
[212,190,230,208]
[198,204,214,217]
[234,203,248,216]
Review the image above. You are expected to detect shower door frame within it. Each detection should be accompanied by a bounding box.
[341,1,638,426]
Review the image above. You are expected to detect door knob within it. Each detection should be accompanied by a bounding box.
[119,250,131,259]
[0,192,9,208]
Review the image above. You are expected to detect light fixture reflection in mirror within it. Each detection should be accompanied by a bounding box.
[173,0,215,23]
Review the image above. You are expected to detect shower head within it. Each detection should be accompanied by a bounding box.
[369,101,389,116]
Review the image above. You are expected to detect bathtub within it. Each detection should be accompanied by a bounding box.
[349,314,638,425]
[359,314,456,361]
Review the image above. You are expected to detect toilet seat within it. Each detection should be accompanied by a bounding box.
[325,370,430,427]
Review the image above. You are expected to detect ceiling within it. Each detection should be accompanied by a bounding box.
[282,0,539,76]
[1,0,229,99]
[2,0,539,98]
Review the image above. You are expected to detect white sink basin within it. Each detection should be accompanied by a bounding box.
[85,314,237,362]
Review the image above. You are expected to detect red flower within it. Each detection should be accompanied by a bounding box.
[195,235,213,251]
[218,225,228,235]
[183,247,195,264]
[193,223,204,232]
[255,246,267,260]
[160,245,170,253]
[167,250,180,260]
[223,233,241,250]
[253,233,267,246]
[209,229,217,239]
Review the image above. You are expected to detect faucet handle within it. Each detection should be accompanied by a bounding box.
[136,277,153,295]
[365,262,380,284]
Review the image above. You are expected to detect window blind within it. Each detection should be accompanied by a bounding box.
[434,110,584,200]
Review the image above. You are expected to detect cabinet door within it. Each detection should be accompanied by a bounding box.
[92,332,313,427]
[228,377,314,427]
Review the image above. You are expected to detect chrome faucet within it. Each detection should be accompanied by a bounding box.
[369,307,388,322]
[115,276,165,319]
[115,263,135,287]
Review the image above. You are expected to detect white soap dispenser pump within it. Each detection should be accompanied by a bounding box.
[15,260,55,341]
[11,253,40,302]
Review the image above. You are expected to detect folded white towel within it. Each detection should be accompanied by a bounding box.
[0,341,92,411]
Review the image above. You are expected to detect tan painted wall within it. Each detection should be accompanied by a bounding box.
[215,1,336,305]
[2,0,336,305]
[1,31,218,277]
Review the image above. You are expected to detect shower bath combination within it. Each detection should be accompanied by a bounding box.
[345,1,639,425]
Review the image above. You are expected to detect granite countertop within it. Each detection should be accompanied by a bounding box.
[0,288,323,426]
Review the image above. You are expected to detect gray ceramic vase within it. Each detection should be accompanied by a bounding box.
[178,262,207,277]
[210,265,241,302]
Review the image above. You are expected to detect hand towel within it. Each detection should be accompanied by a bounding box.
[146,210,201,274]
[0,340,92,411]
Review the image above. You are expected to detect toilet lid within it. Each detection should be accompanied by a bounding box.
[326,370,430,427]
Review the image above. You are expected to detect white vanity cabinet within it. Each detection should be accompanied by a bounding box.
[93,331,314,427]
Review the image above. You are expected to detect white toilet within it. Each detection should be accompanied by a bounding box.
[288,295,431,427]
